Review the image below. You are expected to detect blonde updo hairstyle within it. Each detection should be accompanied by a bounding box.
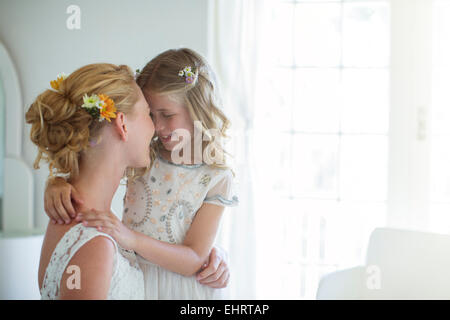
[136,48,232,171]
[26,63,139,179]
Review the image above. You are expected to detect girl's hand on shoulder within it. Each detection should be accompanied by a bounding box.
[44,177,83,225]
[76,209,137,251]
[195,246,230,289]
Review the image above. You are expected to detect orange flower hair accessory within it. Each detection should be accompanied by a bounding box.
[81,93,117,122]
[50,73,67,91]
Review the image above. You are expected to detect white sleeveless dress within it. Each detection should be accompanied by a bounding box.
[40,223,144,300]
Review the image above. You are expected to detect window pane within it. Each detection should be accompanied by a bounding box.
[256,67,293,127]
[280,199,339,298]
[341,68,389,134]
[333,201,386,266]
[277,198,386,298]
[295,3,341,67]
[292,134,339,198]
[293,68,341,133]
[284,199,339,262]
[280,262,303,299]
[342,2,390,67]
[254,132,292,198]
[255,198,291,299]
[271,3,294,66]
[340,135,388,201]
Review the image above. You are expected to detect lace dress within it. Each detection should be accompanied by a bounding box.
[40,223,145,300]
[123,155,239,300]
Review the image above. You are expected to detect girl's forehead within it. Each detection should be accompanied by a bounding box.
[149,93,184,110]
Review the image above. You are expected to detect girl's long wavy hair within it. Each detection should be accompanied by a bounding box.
[136,48,233,174]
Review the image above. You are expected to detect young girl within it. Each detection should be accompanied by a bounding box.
[44,48,238,299]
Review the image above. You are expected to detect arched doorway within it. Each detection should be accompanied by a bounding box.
[0,41,33,233]
[0,76,4,230]
[0,42,42,300]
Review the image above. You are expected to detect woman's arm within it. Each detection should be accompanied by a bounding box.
[79,203,225,277]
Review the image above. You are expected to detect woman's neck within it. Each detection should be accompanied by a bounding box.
[69,151,126,212]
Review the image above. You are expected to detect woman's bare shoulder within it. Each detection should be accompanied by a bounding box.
[58,230,116,299]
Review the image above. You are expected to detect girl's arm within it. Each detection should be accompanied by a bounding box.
[133,202,224,276]
[47,179,232,281]
[79,202,224,277]
[44,177,84,225]
[196,246,230,288]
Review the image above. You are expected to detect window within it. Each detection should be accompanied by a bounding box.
[253,0,390,299]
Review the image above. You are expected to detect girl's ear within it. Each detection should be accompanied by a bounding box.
[113,112,128,142]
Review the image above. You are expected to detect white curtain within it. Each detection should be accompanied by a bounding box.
[208,0,269,299]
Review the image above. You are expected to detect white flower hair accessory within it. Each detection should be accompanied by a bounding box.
[81,93,117,122]
[134,69,141,80]
[178,66,197,84]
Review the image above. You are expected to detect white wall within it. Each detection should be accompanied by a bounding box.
[0,0,208,231]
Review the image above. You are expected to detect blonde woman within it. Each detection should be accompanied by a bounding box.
[44,48,238,299]
[27,63,154,299]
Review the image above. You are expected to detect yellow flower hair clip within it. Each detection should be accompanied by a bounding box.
[50,73,67,91]
[81,93,117,122]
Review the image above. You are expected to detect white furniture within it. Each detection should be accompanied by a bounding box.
[316,227,450,299]
[0,232,44,299]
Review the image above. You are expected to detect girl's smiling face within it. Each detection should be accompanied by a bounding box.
[146,91,194,152]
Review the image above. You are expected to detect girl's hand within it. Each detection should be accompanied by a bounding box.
[44,177,84,225]
[196,246,230,289]
[76,209,137,251]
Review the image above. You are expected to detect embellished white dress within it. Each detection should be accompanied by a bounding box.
[123,155,238,300]
[40,223,145,300]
